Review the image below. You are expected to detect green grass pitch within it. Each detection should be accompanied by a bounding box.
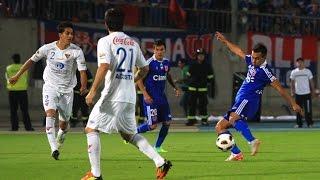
[1,131,320,180]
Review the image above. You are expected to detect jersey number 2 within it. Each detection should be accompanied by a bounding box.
[116,47,133,73]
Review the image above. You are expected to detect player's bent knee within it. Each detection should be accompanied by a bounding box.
[150,124,157,130]
[215,119,230,134]
[46,109,56,117]
[59,121,68,131]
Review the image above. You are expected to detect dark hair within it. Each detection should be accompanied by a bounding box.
[12,53,21,63]
[57,21,73,33]
[153,39,166,49]
[296,57,304,62]
[105,8,124,31]
[252,43,267,57]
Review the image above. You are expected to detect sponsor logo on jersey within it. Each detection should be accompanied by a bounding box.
[153,75,167,81]
[113,37,134,46]
[64,53,70,59]
[56,62,65,69]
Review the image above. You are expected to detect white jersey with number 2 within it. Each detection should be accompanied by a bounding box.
[30,41,87,93]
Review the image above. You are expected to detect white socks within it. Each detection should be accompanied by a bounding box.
[87,132,101,177]
[130,134,165,167]
[45,117,58,153]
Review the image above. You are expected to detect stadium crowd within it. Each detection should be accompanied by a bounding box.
[1,0,320,35]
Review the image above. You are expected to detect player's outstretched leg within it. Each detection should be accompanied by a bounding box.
[156,160,172,180]
[56,121,69,149]
[155,123,170,153]
[233,118,261,156]
[122,133,172,179]
[216,119,243,161]
[81,130,102,180]
[220,131,244,161]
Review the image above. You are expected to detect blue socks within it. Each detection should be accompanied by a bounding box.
[137,122,151,133]
[155,124,169,148]
[234,119,255,142]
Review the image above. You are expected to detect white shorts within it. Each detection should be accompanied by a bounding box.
[87,99,137,134]
[42,84,73,121]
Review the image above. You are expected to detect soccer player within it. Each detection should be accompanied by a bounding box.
[214,32,302,161]
[136,40,181,153]
[81,8,172,180]
[9,22,88,160]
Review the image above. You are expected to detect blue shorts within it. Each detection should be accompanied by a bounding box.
[144,102,172,125]
[223,98,260,121]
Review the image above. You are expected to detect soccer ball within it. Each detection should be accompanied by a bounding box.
[216,134,235,152]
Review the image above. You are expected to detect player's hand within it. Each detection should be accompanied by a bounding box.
[215,31,226,43]
[86,91,96,107]
[292,103,303,116]
[80,86,89,96]
[143,93,153,104]
[174,88,182,97]
[9,75,19,85]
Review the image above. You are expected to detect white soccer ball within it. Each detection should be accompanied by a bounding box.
[216,134,235,152]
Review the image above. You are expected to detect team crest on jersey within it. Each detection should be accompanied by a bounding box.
[248,65,256,76]
[64,53,70,59]
[164,66,169,72]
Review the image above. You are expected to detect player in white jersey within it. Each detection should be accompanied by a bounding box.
[81,8,172,180]
[9,22,88,160]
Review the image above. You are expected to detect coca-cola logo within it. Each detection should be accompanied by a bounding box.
[113,37,134,46]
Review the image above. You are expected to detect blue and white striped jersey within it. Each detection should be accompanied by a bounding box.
[236,55,277,101]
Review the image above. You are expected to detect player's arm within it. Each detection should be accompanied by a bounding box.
[215,31,245,60]
[310,78,316,97]
[79,70,88,95]
[136,65,153,104]
[136,77,153,104]
[271,79,302,115]
[167,72,181,96]
[134,65,149,82]
[9,59,34,85]
[86,63,109,107]
[290,79,295,97]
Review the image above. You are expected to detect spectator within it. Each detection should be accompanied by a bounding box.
[5,53,34,131]
[290,57,315,128]
[175,58,190,117]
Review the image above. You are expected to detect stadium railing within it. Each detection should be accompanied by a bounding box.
[2,0,320,36]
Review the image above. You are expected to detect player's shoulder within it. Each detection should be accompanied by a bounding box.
[42,41,56,48]
[163,58,170,63]
[39,41,56,52]
[69,43,82,50]
[291,68,299,73]
[146,57,155,65]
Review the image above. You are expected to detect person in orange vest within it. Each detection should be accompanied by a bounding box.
[5,54,34,131]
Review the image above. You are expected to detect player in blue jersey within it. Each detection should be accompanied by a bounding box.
[137,40,181,153]
[214,32,302,161]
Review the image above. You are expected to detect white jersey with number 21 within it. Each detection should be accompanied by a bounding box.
[97,32,147,104]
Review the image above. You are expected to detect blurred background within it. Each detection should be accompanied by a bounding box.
[1,0,320,129]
